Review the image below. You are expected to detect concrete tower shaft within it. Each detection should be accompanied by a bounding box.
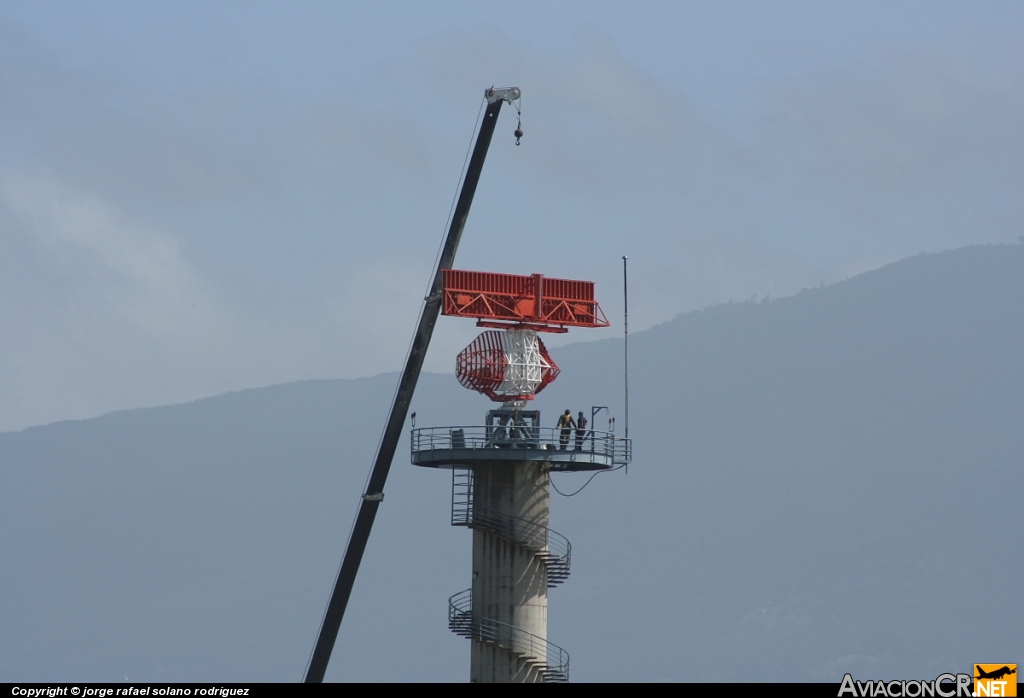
[470,461,550,683]
[414,406,630,682]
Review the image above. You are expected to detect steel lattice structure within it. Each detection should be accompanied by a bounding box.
[456,329,559,402]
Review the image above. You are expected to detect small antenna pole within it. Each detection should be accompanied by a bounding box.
[622,255,629,472]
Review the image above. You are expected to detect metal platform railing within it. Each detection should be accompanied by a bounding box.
[413,426,632,465]
[448,589,569,683]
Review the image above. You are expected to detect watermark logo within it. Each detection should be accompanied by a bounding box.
[974,664,1017,697]
[837,666,1018,698]
[838,673,971,697]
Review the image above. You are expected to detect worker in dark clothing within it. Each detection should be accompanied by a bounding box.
[575,411,588,451]
[509,410,525,443]
[556,409,575,450]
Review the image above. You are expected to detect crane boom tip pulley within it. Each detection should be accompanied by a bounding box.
[485,86,521,104]
[486,87,523,145]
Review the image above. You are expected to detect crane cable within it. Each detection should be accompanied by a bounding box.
[550,463,625,497]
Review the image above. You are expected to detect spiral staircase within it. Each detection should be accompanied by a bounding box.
[447,467,571,682]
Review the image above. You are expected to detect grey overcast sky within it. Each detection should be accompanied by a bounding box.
[1,1,1022,431]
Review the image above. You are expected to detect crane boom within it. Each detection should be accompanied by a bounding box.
[304,87,519,683]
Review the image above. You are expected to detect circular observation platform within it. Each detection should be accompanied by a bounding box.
[411,426,632,472]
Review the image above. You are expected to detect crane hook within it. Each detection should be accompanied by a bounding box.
[514,100,523,145]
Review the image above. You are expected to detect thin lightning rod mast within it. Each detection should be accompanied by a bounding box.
[623,255,629,445]
[304,88,518,683]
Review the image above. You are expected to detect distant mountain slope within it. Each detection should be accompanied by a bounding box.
[0,371,508,682]
[1,244,1020,682]
[545,243,1023,681]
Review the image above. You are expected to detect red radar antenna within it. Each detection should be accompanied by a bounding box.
[443,270,609,334]
[443,269,607,403]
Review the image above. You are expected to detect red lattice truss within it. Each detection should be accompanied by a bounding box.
[442,270,610,333]
[456,331,560,402]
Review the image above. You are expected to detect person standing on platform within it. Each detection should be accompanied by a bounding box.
[575,411,588,451]
[557,409,575,450]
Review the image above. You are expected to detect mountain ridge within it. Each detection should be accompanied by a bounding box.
[1,243,1020,681]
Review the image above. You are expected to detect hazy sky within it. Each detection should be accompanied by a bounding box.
[1,1,1021,431]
